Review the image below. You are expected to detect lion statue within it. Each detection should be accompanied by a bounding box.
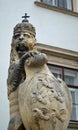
[7,16,72,130]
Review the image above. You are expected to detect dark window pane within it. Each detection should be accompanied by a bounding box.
[41,0,73,10]
[69,88,78,121]
[42,0,52,5]
[64,69,78,86]
[58,0,67,8]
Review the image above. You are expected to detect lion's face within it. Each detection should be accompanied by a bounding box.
[12,30,37,58]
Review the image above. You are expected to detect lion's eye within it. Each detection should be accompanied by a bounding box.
[23,33,31,38]
[14,34,20,39]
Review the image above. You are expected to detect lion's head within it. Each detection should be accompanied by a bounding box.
[10,21,37,64]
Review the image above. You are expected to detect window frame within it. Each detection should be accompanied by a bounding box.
[48,64,78,122]
[48,64,78,88]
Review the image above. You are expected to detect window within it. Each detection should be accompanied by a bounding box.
[64,69,78,86]
[35,0,78,16]
[41,0,73,11]
[48,64,78,121]
[70,88,78,121]
[48,65,62,78]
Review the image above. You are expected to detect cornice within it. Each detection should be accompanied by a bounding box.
[37,43,78,61]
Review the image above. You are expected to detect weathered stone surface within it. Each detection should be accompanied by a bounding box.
[7,16,72,130]
[18,57,72,130]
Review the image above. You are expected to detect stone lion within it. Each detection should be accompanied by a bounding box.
[7,18,72,130]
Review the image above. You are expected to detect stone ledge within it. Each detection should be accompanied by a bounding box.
[37,43,78,60]
[69,121,78,129]
[34,1,78,17]
[37,43,78,70]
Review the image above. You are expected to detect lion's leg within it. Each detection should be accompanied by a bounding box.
[8,90,25,130]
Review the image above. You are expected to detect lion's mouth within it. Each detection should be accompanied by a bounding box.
[16,44,29,57]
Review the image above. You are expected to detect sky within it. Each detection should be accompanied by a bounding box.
[0,0,78,129]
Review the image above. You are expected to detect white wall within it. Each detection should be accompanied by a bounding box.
[33,2,78,52]
[0,0,78,129]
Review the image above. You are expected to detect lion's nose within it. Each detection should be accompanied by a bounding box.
[19,34,24,40]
